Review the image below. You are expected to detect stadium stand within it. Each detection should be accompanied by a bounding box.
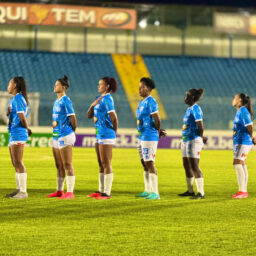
[144,56,256,129]
[0,50,134,127]
[112,54,167,120]
[0,50,255,129]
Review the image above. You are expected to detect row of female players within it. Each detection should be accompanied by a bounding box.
[6,75,255,199]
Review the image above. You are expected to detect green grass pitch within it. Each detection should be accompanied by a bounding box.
[0,147,256,256]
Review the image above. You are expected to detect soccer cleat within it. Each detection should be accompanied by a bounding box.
[190,192,205,199]
[135,191,150,198]
[88,191,102,198]
[232,191,248,199]
[59,192,74,199]
[10,191,28,199]
[47,191,64,198]
[178,191,195,197]
[95,193,111,200]
[145,192,160,200]
[5,189,20,198]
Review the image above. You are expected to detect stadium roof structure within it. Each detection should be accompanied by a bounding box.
[2,0,256,7]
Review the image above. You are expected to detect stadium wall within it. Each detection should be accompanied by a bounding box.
[0,126,237,150]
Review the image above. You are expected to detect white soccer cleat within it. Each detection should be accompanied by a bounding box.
[10,191,28,199]
[5,189,20,198]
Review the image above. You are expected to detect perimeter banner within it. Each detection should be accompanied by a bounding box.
[0,133,233,150]
[0,3,136,30]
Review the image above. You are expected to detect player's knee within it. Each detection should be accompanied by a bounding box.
[55,162,63,170]
[13,160,23,169]
[63,162,73,171]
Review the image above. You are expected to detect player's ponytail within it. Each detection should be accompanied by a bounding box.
[102,77,118,93]
[240,93,253,118]
[13,76,29,105]
[58,75,70,89]
[188,88,204,102]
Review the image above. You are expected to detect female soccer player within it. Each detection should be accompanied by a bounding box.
[87,77,118,200]
[232,94,253,199]
[135,77,161,200]
[47,75,77,199]
[6,76,32,199]
[179,88,206,199]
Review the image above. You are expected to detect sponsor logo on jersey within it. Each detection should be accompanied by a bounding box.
[54,106,61,112]
[182,124,187,131]
[182,135,188,141]
[94,116,98,123]
[137,120,140,126]
[52,120,58,128]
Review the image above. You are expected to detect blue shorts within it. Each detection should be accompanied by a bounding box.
[9,132,28,145]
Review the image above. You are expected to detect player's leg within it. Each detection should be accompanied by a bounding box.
[88,142,104,198]
[96,142,114,199]
[6,145,20,197]
[142,141,160,200]
[47,145,65,197]
[189,138,204,199]
[179,140,195,196]
[59,145,75,199]
[135,140,151,197]
[58,133,76,199]
[9,144,28,199]
[233,144,251,199]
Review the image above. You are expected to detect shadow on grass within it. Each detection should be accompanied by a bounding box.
[0,188,237,223]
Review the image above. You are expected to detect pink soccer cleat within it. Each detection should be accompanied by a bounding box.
[95,193,111,200]
[47,191,64,198]
[59,192,74,199]
[88,191,102,198]
[232,191,248,199]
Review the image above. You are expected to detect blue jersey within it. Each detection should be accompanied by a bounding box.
[136,96,159,141]
[8,93,28,142]
[93,96,101,140]
[52,95,75,139]
[233,106,252,145]
[182,104,203,142]
[94,94,116,140]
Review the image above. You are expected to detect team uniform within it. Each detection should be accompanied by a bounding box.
[52,95,76,148]
[94,93,116,145]
[136,95,160,199]
[88,93,116,199]
[181,103,204,198]
[49,94,76,199]
[136,96,159,162]
[233,106,253,161]
[232,106,253,199]
[7,93,29,199]
[8,93,28,146]
[93,95,101,144]
[181,104,204,159]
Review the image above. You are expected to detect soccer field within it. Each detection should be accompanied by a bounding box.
[0,147,256,256]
